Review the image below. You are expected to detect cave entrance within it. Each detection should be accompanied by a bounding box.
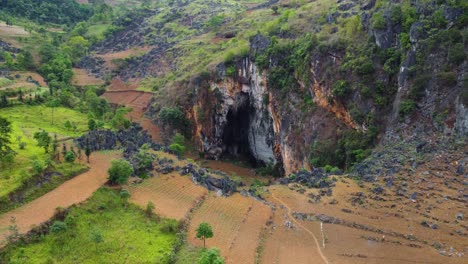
[221,95,257,166]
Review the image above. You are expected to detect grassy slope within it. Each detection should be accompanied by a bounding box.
[131,0,340,92]
[0,105,89,198]
[1,188,178,264]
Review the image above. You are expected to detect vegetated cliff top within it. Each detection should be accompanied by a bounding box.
[80,0,466,171]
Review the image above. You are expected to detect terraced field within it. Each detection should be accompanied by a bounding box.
[127,173,207,220]
[187,193,271,264]
[72,68,105,86]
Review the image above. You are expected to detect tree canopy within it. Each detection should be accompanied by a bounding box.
[108,159,133,184]
[196,222,214,248]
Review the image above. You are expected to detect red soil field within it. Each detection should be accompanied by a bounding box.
[187,193,272,264]
[127,173,207,220]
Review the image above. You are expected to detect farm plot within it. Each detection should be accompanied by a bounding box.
[102,90,153,120]
[187,193,272,264]
[95,46,153,70]
[72,68,105,86]
[260,207,324,264]
[128,173,207,220]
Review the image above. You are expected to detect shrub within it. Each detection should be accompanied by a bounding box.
[146,201,155,216]
[332,80,349,98]
[198,248,225,264]
[159,107,189,134]
[399,99,416,117]
[436,72,457,87]
[169,143,186,156]
[409,75,430,101]
[18,141,26,150]
[160,220,179,233]
[372,12,386,30]
[50,221,67,233]
[64,151,76,162]
[448,43,465,65]
[108,159,133,184]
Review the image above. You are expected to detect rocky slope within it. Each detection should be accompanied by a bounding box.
[83,0,467,177]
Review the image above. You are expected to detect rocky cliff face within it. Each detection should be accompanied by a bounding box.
[191,59,276,165]
[187,1,467,177]
[190,55,350,176]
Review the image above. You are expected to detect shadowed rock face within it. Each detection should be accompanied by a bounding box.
[197,58,276,167]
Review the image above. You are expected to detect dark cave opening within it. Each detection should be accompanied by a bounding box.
[221,95,258,166]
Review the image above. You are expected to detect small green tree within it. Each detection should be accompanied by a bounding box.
[271,6,279,15]
[198,248,225,264]
[146,201,155,216]
[108,159,133,184]
[196,222,214,248]
[88,118,97,130]
[64,151,76,162]
[85,146,91,163]
[0,117,15,161]
[50,221,67,233]
[90,229,103,250]
[33,130,51,153]
[120,189,131,206]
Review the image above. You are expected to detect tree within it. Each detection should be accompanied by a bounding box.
[110,107,131,129]
[196,222,214,248]
[62,143,68,159]
[64,151,76,162]
[77,148,82,160]
[33,130,51,153]
[198,248,225,264]
[85,138,92,163]
[88,118,97,130]
[271,6,279,15]
[108,159,133,184]
[16,50,35,70]
[52,134,58,160]
[119,189,130,206]
[0,117,15,162]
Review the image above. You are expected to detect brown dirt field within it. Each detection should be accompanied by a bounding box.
[0,23,29,38]
[11,71,47,87]
[261,206,325,264]
[1,71,47,91]
[72,68,105,86]
[95,46,153,70]
[140,117,163,143]
[264,180,468,264]
[102,90,153,121]
[127,173,207,220]
[107,78,139,91]
[0,23,30,49]
[0,151,120,247]
[187,193,272,264]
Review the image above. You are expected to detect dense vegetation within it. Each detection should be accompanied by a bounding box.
[0,188,180,263]
[0,0,92,25]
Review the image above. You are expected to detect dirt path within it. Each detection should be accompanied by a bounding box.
[0,151,119,246]
[271,193,329,264]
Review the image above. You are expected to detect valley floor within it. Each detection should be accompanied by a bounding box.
[0,74,466,264]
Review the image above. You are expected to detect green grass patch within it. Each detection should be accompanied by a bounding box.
[0,77,15,88]
[0,188,179,264]
[0,105,89,199]
[0,162,89,214]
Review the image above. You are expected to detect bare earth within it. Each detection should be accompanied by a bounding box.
[128,172,207,220]
[0,151,120,246]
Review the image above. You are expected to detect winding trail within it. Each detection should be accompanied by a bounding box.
[0,151,119,246]
[271,193,330,264]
